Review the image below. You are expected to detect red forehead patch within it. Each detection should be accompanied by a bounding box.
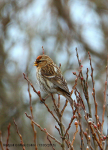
[36,55,42,60]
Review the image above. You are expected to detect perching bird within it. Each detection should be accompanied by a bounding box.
[34,55,73,108]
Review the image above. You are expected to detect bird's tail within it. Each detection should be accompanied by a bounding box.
[64,93,73,109]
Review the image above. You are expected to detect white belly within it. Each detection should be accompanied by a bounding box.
[36,69,57,94]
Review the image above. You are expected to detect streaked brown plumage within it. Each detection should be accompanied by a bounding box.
[34,55,73,107]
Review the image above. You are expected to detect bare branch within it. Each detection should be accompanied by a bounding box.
[0,131,4,150]
[13,119,25,150]
[25,113,61,146]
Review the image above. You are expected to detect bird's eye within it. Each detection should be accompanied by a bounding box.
[36,60,42,63]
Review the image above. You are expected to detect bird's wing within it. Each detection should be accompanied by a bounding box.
[41,64,70,94]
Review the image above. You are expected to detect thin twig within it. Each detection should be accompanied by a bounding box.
[76,49,92,117]
[25,113,61,146]
[83,131,94,150]
[0,131,4,150]
[64,116,76,138]
[88,52,99,149]
[70,77,78,96]
[85,68,91,116]
[47,136,55,150]
[23,73,39,95]
[71,121,78,146]
[42,46,44,54]
[88,52,98,124]
[13,119,25,150]
[106,55,108,150]
[6,123,11,150]
[106,102,108,150]
[74,94,84,150]
[51,94,61,118]
[55,126,61,136]
[28,83,33,118]
[58,95,60,108]
[51,94,66,150]
[27,82,37,150]
[89,123,103,150]
[101,63,107,133]
[61,100,68,116]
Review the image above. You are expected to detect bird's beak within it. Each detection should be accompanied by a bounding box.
[34,61,38,66]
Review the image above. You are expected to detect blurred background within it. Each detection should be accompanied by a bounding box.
[0,0,108,149]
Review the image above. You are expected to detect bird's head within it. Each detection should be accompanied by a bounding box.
[34,55,53,67]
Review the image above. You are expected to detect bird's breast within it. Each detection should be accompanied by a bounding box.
[36,68,57,93]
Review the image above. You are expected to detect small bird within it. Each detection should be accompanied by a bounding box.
[34,55,73,108]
